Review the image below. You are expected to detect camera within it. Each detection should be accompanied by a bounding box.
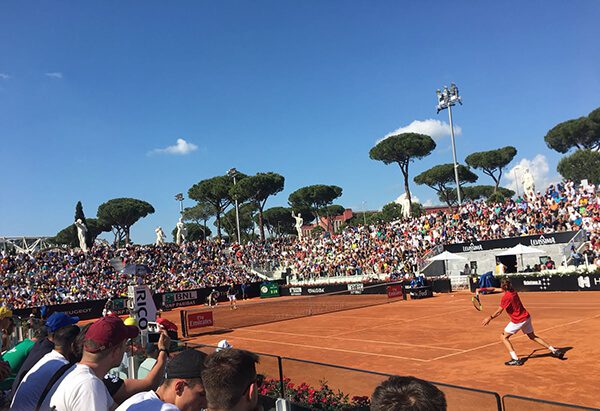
[147,321,161,343]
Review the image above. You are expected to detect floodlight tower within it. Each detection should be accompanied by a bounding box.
[436,83,463,204]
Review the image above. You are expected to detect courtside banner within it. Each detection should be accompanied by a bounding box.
[387,285,404,299]
[347,283,364,294]
[260,283,280,298]
[187,311,214,331]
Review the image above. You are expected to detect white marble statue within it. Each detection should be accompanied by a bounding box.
[155,226,166,246]
[521,168,536,201]
[176,216,187,245]
[292,212,303,239]
[396,193,411,219]
[74,219,88,253]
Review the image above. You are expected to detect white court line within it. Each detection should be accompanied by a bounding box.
[428,312,600,362]
[234,328,463,352]
[231,335,429,362]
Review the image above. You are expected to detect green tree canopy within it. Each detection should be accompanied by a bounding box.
[97,198,155,246]
[369,133,436,206]
[380,202,404,223]
[188,174,246,239]
[230,172,285,241]
[183,202,216,239]
[460,185,515,201]
[557,149,600,184]
[414,163,478,206]
[218,203,257,243]
[465,146,517,192]
[51,218,112,247]
[288,185,343,233]
[171,223,211,242]
[544,107,600,153]
[262,206,295,236]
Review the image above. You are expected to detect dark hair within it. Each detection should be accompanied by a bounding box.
[501,277,513,291]
[72,323,92,362]
[52,324,80,348]
[371,376,447,411]
[202,348,259,409]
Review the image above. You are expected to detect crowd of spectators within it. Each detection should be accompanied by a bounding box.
[1,179,600,309]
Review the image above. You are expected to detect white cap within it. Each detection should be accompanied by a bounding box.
[216,339,232,351]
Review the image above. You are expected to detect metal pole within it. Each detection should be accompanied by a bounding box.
[447,103,462,204]
[233,175,241,243]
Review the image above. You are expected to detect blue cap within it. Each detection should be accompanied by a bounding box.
[45,312,79,332]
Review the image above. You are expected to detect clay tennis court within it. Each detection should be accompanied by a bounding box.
[163,290,600,410]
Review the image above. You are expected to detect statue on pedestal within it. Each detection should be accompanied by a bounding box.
[74,219,88,252]
[155,226,166,246]
[292,212,304,240]
[521,168,536,201]
[397,193,411,219]
[176,216,187,245]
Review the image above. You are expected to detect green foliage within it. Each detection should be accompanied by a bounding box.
[188,175,241,239]
[230,172,285,241]
[171,223,211,242]
[369,133,436,205]
[414,163,478,206]
[380,202,404,222]
[218,203,257,243]
[465,146,517,191]
[97,198,155,246]
[262,206,297,236]
[51,218,111,247]
[74,201,91,247]
[182,202,216,224]
[460,185,515,201]
[288,185,343,234]
[544,107,600,153]
[344,211,379,227]
[557,149,600,184]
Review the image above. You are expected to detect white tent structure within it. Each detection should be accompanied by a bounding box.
[496,243,544,271]
[428,251,467,276]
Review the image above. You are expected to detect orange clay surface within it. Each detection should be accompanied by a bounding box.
[161,291,600,410]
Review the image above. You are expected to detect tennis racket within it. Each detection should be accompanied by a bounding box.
[471,295,483,311]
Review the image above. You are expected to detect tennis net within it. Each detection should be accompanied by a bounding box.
[181,281,405,337]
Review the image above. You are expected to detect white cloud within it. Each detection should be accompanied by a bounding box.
[150,138,198,155]
[378,119,462,143]
[422,199,434,207]
[395,193,420,204]
[45,72,63,79]
[0,73,10,80]
[505,154,560,195]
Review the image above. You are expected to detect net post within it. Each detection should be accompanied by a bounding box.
[402,283,407,300]
[180,310,188,338]
[277,356,285,398]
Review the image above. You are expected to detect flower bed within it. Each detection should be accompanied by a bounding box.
[259,377,370,411]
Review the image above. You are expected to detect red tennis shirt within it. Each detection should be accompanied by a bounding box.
[500,290,530,323]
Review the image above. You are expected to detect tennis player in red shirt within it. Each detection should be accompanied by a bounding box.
[482,278,564,366]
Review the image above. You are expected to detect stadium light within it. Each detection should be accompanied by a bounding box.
[175,193,184,214]
[436,83,463,205]
[227,168,242,243]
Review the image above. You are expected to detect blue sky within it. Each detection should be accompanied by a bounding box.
[1,1,599,244]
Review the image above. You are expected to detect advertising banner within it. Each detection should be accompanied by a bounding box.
[162,290,199,309]
[289,287,303,296]
[347,283,364,295]
[260,283,280,298]
[576,274,600,290]
[186,311,214,331]
[444,231,579,253]
[387,285,404,299]
[128,285,158,331]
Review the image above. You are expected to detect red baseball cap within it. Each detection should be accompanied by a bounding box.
[84,315,139,353]
[156,317,178,332]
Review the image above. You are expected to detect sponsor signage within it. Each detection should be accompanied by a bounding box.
[444,231,579,253]
[347,283,364,295]
[128,285,158,331]
[408,286,433,299]
[577,274,600,290]
[511,275,579,292]
[387,285,404,299]
[289,287,303,296]
[187,311,214,330]
[260,283,280,298]
[164,291,198,304]
[306,288,325,294]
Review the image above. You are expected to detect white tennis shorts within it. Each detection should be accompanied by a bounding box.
[228,295,236,301]
[504,317,534,335]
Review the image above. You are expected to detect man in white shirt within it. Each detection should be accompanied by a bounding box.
[49,315,139,411]
[10,322,79,410]
[116,348,207,411]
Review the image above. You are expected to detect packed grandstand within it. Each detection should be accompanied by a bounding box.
[1,179,599,310]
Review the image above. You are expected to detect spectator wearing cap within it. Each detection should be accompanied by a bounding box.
[9,311,78,398]
[116,348,207,411]
[202,348,261,411]
[49,315,139,411]
[10,322,80,411]
[370,376,447,411]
